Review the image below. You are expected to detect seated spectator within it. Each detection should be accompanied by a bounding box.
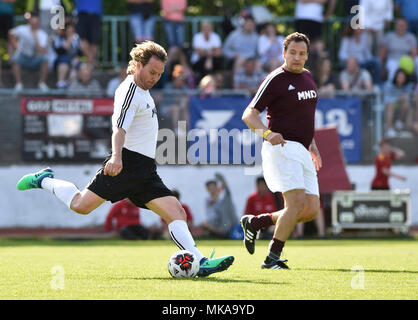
[161,0,186,49]
[339,56,373,92]
[233,57,266,96]
[257,23,284,72]
[371,139,406,190]
[395,0,418,34]
[127,0,155,42]
[160,189,194,238]
[9,13,49,92]
[201,173,238,239]
[198,74,217,98]
[106,65,127,97]
[190,20,224,81]
[244,176,280,239]
[67,63,103,96]
[223,15,259,73]
[52,22,82,89]
[315,57,338,97]
[165,46,195,88]
[384,68,415,138]
[379,17,418,83]
[162,64,190,134]
[338,25,381,85]
[105,199,162,240]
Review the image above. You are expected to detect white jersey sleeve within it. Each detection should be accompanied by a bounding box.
[112,82,138,132]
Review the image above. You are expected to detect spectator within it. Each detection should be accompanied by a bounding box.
[244,176,280,239]
[395,0,418,34]
[161,0,186,49]
[223,15,259,73]
[339,56,373,92]
[0,0,15,87]
[338,25,382,85]
[294,0,337,42]
[257,22,284,72]
[201,173,238,239]
[26,0,72,38]
[106,65,127,97]
[379,17,417,83]
[67,62,103,96]
[165,46,195,88]
[160,189,194,238]
[359,0,393,56]
[383,68,415,137]
[371,139,406,190]
[105,199,162,240]
[198,74,217,98]
[315,57,338,97]
[75,0,102,66]
[127,0,155,43]
[9,12,49,92]
[190,20,223,81]
[233,57,266,96]
[162,64,190,134]
[52,22,82,89]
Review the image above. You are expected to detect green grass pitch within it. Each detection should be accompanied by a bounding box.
[0,238,417,300]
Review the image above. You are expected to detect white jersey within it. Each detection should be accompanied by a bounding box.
[111,75,158,159]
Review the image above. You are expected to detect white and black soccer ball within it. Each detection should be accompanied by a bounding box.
[168,250,200,278]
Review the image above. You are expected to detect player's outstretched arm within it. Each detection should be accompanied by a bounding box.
[104,127,126,177]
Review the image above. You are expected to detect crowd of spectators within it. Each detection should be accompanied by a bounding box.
[0,0,418,137]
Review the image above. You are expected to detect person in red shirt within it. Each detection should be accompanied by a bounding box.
[105,199,162,240]
[244,177,283,239]
[371,139,406,190]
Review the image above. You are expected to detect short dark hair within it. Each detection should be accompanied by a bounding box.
[256,176,265,185]
[283,32,310,52]
[205,180,217,188]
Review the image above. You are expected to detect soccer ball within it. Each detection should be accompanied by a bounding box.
[168,250,200,278]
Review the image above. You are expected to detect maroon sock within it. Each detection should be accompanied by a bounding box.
[268,238,285,259]
[250,213,274,231]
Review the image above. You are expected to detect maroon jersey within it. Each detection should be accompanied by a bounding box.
[249,66,318,149]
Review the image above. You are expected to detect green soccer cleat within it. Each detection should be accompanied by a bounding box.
[17,168,54,191]
[197,255,234,277]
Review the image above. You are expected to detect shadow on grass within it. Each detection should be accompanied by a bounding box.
[297,268,418,274]
[111,276,290,285]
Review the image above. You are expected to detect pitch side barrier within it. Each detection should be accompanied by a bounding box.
[12,88,393,165]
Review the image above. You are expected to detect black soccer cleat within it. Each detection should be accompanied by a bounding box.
[240,215,257,254]
[261,256,290,269]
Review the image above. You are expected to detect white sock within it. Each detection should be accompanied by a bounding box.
[41,177,80,209]
[168,220,204,262]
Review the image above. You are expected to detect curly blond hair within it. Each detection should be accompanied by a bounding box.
[127,41,168,75]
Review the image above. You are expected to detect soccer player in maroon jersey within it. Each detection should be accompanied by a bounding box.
[241,32,322,269]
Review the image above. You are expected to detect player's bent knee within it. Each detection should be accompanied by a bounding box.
[70,202,93,215]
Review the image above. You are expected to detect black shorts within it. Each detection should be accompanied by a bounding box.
[87,148,173,208]
[76,12,101,45]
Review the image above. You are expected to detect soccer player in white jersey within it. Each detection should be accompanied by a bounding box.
[17,41,234,277]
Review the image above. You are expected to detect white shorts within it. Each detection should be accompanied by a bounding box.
[261,140,319,196]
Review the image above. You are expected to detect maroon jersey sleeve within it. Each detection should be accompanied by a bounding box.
[249,69,284,113]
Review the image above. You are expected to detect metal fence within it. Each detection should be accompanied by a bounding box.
[14,15,349,67]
